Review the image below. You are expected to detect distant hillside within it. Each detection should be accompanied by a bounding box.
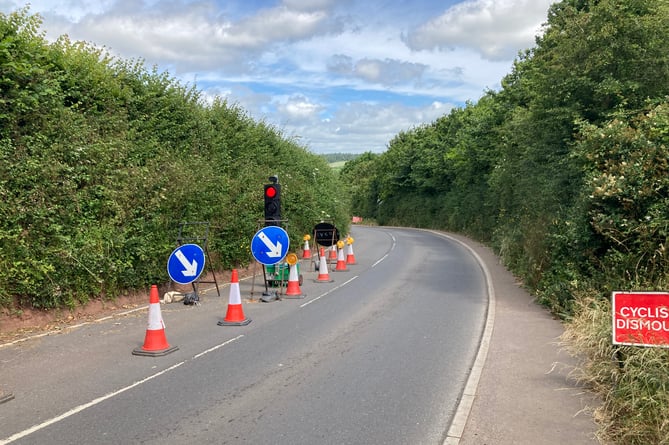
[328,160,347,172]
[321,153,360,164]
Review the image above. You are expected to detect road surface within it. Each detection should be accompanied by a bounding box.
[0,226,489,444]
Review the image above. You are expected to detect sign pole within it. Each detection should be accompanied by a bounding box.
[250,224,290,302]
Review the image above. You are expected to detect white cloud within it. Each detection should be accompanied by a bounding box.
[31,0,345,74]
[405,0,554,60]
[282,101,454,154]
[226,6,337,47]
[336,58,428,86]
[277,95,324,121]
[0,0,554,153]
[282,0,338,13]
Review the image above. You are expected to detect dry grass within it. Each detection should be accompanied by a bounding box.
[562,292,669,444]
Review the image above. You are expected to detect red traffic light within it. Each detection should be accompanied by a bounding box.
[264,183,281,226]
[265,185,277,198]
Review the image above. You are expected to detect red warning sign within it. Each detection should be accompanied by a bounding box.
[612,291,669,347]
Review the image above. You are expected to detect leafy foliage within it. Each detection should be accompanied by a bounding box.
[0,8,349,309]
[342,0,669,442]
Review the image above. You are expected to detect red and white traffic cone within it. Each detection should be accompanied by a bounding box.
[133,285,178,357]
[218,269,251,326]
[316,247,333,282]
[335,242,348,272]
[346,236,357,265]
[302,235,312,259]
[328,245,338,263]
[284,261,305,298]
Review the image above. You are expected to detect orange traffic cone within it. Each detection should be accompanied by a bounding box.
[335,241,348,272]
[218,269,251,326]
[133,285,178,357]
[284,261,305,298]
[316,247,334,282]
[328,245,338,262]
[302,235,312,259]
[346,236,357,265]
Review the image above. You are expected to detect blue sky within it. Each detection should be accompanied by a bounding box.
[0,0,557,154]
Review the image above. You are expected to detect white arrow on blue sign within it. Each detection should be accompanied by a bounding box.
[167,243,206,285]
[251,226,290,265]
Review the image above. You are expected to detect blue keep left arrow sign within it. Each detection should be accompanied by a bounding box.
[167,243,205,284]
[251,226,290,265]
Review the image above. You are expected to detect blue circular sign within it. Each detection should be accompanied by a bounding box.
[251,226,290,265]
[167,243,205,284]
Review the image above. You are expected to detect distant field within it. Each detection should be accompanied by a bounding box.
[329,161,347,171]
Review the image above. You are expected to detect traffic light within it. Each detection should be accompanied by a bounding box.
[264,183,281,225]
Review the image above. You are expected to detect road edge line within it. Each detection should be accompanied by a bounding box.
[429,231,496,445]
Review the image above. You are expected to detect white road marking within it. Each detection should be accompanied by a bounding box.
[299,276,359,308]
[0,335,244,444]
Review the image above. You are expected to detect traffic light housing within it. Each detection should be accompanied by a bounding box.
[264,183,281,225]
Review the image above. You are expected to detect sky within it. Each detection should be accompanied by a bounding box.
[0,0,557,154]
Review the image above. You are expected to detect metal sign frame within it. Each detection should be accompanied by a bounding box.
[173,222,220,297]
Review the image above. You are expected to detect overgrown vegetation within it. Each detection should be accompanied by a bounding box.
[0,8,349,310]
[340,0,669,443]
[5,1,669,440]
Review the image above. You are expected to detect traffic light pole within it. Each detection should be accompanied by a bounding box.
[249,218,290,302]
[250,176,289,302]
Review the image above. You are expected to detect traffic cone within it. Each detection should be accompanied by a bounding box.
[302,235,312,259]
[335,241,348,272]
[346,236,357,265]
[133,285,178,357]
[316,247,334,282]
[327,245,338,267]
[218,269,251,326]
[284,261,305,298]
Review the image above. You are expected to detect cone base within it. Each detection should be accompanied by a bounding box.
[284,279,304,298]
[315,277,334,283]
[283,288,306,299]
[334,264,349,272]
[222,303,251,322]
[218,318,252,326]
[132,345,179,357]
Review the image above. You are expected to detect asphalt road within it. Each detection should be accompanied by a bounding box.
[0,226,489,444]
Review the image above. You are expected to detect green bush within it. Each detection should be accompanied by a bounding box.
[345,1,669,442]
[0,8,349,309]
